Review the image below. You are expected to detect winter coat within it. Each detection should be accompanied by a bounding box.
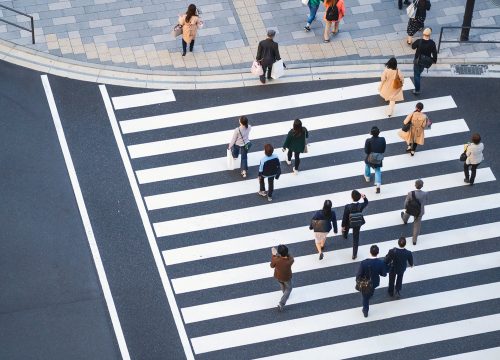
[179,14,200,43]
[398,111,427,145]
[465,142,484,165]
[283,127,309,153]
[379,68,404,102]
[323,0,345,22]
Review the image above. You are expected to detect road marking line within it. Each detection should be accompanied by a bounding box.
[41,75,131,360]
[99,85,194,360]
[430,347,500,360]
[111,89,176,110]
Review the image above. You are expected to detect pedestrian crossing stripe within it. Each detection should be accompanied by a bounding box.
[111,89,176,110]
[430,347,500,360]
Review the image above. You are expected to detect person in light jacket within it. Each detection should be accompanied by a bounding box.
[179,4,202,56]
[398,102,427,156]
[258,144,281,202]
[464,133,484,185]
[378,57,404,117]
[364,126,386,194]
[309,200,338,260]
[323,0,345,42]
[228,116,252,178]
[282,119,308,175]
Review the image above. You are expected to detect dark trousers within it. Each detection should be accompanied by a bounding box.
[388,270,405,295]
[287,150,301,170]
[343,226,361,257]
[362,288,375,313]
[260,63,272,82]
[464,163,480,184]
[182,39,194,53]
[413,64,425,92]
[259,176,275,197]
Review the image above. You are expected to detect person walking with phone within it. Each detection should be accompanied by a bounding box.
[364,126,386,194]
[228,116,252,178]
[401,179,428,245]
[463,133,484,186]
[378,57,404,117]
[341,190,368,260]
[411,28,437,95]
[178,4,202,56]
[309,200,338,260]
[270,244,294,311]
[323,0,345,42]
[384,237,414,298]
[282,119,308,175]
[398,102,427,156]
[356,245,387,317]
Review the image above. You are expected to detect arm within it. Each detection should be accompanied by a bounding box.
[364,138,371,155]
[304,127,309,139]
[228,128,238,149]
[408,251,414,267]
[331,211,338,233]
[288,256,294,266]
[411,39,420,50]
[275,160,281,179]
[381,137,387,153]
[431,42,438,63]
[341,205,349,229]
[403,192,410,209]
[283,132,291,149]
[258,158,265,175]
[274,43,281,61]
[380,260,387,277]
[256,42,262,61]
[359,196,368,211]
[356,262,364,280]
[403,113,412,125]
[270,255,277,268]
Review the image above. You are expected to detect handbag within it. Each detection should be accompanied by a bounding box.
[426,117,432,128]
[311,219,330,233]
[251,60,264,76]
[392,70,403,89]
[413,40,434,69]
[367,152,384,165]
[303,138,309,153]
[271,59,285,79]
[406,0,418,18]
[402,112,414,132]
[172,24,182,37]
[460,144,469,162]
[355,266,373,295]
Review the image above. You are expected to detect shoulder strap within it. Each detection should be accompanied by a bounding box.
[412,191,416,200]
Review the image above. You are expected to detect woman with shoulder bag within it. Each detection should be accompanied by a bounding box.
[398,102,427,156]
[378,57,404,117]
[464,133,484,186]
[309,200,338,260]
[179,4,202,56]
[228,116,252,178]
[282,119,308,175]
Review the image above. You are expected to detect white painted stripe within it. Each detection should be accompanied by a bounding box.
[137,118,468,183]
[190,283,500,354]
[111,89,176,110]
[99,86,194,360]
[42,76,131,360]
[430,347,500,360]
[254,315,500,360]
[146,145,464,210]
[119,80,414,134]
[170,195,500,293]
[154,168,495,237]
[127,95,455,157]
[182,251,500,323]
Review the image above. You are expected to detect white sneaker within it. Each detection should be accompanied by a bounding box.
[258,191,267,197]
[267,196,273,202]
[241,170,247,178]
[364,175,370,182]
[286,159,292,165]
[293,168,299,175]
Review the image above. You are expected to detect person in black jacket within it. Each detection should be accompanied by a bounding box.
[385,237,414,298]
[309,200,338,260]
[341,190,368,260]
[258,143,281,202]
[256,29,281,84]
[356,245,387,317]
[364,126,386,194]
[411,28,437,95]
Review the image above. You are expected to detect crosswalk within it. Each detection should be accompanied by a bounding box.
[99,79,500,359]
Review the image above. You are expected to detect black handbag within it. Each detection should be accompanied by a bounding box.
[402,112,414,132]
[414,40,434,69]
[311,219,330,233]
[355,266,373,295]
[460,144,468,161]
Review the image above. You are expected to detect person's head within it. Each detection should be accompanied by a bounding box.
[186,4,197,21]
[471,133,481,145]
[415,179,424,190]
[398,237,407,248]
[277,244,288,257]
[293,119,303,136]
[264,143,274,156]
[267,29,276,39]
[323,200,333,217]
[423,28,432,39]
[351,190,361,202]
[415,102,424,112]
[370,126,380,137]
[385,57,398,70]
[370,245,379,257]
[239,116,249,128]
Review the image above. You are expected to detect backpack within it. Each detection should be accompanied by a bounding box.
[348,204,365,228]
[405,191,421,217]
[385,248,397,269]
[326,3,339,21]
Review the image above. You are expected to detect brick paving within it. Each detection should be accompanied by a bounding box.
[0,0,499,71]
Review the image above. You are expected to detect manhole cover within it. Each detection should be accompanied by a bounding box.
[452,64,488,75]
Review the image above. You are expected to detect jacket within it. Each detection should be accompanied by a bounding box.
[323,0,345,22]
[310,209,338,233]
[256,38,281,67]
[228,125,251,149]
[412,39,437,63]
[341,197,368,228]
[404,189,428,216]
[179,14,200,43]
[283,127,309,153]
[259,154,281,178]
[356,258,387,289]
[364,136,386,168]
[398,111,427,145]
[385,247,414,273]
[379,68,404,102]
[270,255,294,281]
[465,142,484,165]
[415,0,431,19]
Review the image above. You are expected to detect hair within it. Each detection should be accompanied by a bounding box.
[239,116,249,128]
[370,126,380,137]
[186,4,197,22]
[264,143,274,156]
[351,190,361,202]
[277,244,288,257]
[415,179,424,189]
[385,57,398,70]
[416,102,424,111]
[370,245,379,256]
[292,119,303,137]
[471,133,481,145]
[398,237,407,248]
[322,200,333,220]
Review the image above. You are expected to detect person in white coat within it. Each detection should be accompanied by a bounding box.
[464,133,484,185]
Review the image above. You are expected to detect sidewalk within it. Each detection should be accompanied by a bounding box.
[1,0,499,73]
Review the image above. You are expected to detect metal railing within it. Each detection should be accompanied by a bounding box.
[438,26,500,53]
[0,4,35,44]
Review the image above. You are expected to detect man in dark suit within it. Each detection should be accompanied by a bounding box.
[356,245,387,317]
[256,29,281,84]
[341,190,368,260]
[385,237,414,298]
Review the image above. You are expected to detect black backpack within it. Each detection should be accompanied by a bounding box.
[326,3,339,21]
[405,191,421,217]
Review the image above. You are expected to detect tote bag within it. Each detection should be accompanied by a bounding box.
[251,61,264,76]
[271,59,285,79]
[172,24,182,38]
[406,0,418,19]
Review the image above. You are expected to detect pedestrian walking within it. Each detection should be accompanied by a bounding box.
[384,237,414,298]
[463,133,484,186]
[356,245,387,317]
[178,4,202,56]
[309,200,338,260]
[411,28,437,95]
[406,0,431,45]
[258,144,281,201]
[341,190,368,260]
[398,102,427,156]
[282,119,309,175]
[364,126,386,194]
[228,116,252,178]
[270,244,294,311]
[256,30,281,84]
[304,0,322,32]
[323,0,345,42]
[401,179,428,245]
[378,57,404,117]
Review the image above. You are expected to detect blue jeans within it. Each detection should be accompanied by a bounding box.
[307,3,319,24]
[413,64,425,92]
[365,164,382,186]
[231,145,248,171]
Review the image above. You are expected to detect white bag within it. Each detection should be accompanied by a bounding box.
[406,0,418,18]
[226,149,241,170]
[271,59,285,79]
[251,61,264,76]
[301,0,309,5]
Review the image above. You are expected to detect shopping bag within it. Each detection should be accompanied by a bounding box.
[271,59,285,79]
[171,24,182,37]
[301,0,309,5]
[251,61,264,76]
[406,0,418,19]
[226,149,241,170]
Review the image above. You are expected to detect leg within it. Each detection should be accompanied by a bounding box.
[287,149,293,163]
[412,143,418,151]
[398,0,403,9]
[279,279,293,307]
[260,64,268,83]
[412,216,422,244]
[181,39,187,55]
[364,164,371,182]
[333,20,339,33]
[374,167,382,187]
[386,100,396,116]
[464,162,470,181]
[306,4,319,25]
[278,280,285,293]
[362,289,374,316]
[294,152,301,170]
[189,40,194,52]
[413,64,421,92]
[259,176,266,192]
[267,65,272,80]
[352,227,360,259]
[395,271,405,293]
[267,176,275,198]
[324,21,332,41]
[470,163,479,184]
[315,240,323,255]
[240,145,248,171]
[388,270,396,296]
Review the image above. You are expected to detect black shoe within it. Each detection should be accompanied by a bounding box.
[376,187,380,194]
[182,52,186,56]
[388,291,394,297]
[352,255,357,260]
[304,25,311,32]
[464,178,470,183]
[267,76,272,80]
[412,90,420,95]
[260,77,266,84]
[362,309,368,318]
[469,182,474,186]
[395,291,401,299]
[319,252,324,260]
[413,241,417,245]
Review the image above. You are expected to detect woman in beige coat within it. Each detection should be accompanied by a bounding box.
[398,102,427,156]
[179,4,201,56]
[379,57,404,117]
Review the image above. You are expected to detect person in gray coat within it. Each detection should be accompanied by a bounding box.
[401,179,428,245]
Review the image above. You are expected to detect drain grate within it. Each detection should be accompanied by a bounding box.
[452,64,488,76]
